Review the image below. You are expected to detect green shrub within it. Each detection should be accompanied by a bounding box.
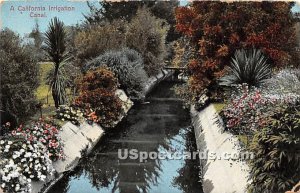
[126,7,169,76]
[74,20,127,66]
[0,29,39,126]
[220,49,272,87]
[248,103,300,193]
[85,48,148,99]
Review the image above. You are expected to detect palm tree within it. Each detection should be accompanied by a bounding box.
[44,17,68,107]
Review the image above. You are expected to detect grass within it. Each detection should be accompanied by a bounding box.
[237,134,250,147]
[36,62,54,105]
[213,103,226,113]
[33,62,75,127]
[33,62,56,120]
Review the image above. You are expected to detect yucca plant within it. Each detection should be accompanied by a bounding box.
[44,17,68,107]
[219,49,272,87]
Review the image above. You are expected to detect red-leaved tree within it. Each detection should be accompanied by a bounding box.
[175,2,299,95]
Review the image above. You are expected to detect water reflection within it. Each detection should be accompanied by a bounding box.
[49,82,203,193]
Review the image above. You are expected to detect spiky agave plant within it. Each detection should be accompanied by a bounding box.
[219,49,272,87]
[44,17,68,107]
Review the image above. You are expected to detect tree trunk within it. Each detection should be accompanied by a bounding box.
[52,64,60,108]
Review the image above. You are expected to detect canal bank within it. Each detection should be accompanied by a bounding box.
[30,70,173,193]
[191,104,249,193]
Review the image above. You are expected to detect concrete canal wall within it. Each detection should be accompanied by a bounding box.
[191,104,249,193]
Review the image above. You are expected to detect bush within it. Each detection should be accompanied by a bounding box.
[56,105,84,125]
[221,84,299,134]
[219,49,272,87]
[74,20,127,66]
[75,67,123,127]
[126,7,169,76]
[248,103,300,193]
[0,29,39,126]
[85,48,148,99]
[0,137,53,193]
[262,68,300,96]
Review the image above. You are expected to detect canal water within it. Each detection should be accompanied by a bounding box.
[48,81,203,193]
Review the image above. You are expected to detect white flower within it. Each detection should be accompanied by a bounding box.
[40,175,46,181]
[24,152,32,158]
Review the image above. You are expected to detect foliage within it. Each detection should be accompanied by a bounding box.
[174,84,209,110]
[56,105,84,125]
[85,48,148,99]
[28,20,45,61]
[85,1,153,23]
[248,103,300,193]
[221,84,299,134]
[172,37,194,68]
[126,7,169,76]
[84,1,179,41]
[0,122,11,137]
[44,17,68,107]
[262,68,300,96]
[10,120,64,161]
[75,67,123,127]
[219,49,272,87]
[74,20,127,67]
[175,2,299,95]
[0,29,39,126]
[0,137,53,193]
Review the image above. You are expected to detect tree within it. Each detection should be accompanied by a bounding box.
[74,20,127,67]
[175,2,299,95]
[29,20,43,50]
[0,29,39,126]
[126,7,169,76]
[84,1,179,42]
[28,20,45,61]
[44,17,68,108]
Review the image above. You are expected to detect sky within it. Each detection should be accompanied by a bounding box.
[1,0,90,36]
[0,0,299,37]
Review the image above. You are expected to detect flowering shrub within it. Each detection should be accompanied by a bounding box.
[221,84,299,134]
[11,121,64,161]
[262,68,300,96]
[56,105,85,125]
[0,137,53,193]
[75,67,123,127]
